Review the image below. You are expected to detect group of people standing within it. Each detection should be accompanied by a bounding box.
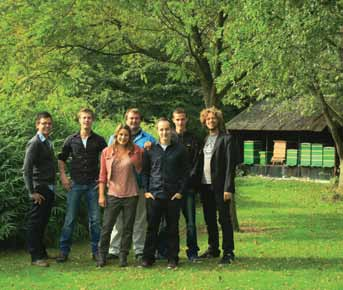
[23,106,236,270]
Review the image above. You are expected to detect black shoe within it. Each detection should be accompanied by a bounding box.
[119,256,128,267]
[188,255,201,263]
[167,260,178,269]
[96,255,106,268]
[92,253,99,261]
[42,253,57,260]
[107,253,119,260]
[199,249,220,259]
[135,253,143,261]
[155,252,167,260]
[219,253,235,265]
[141,260,153,268]
[56,253,68,263]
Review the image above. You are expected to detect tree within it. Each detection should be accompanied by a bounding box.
[0,0,261,111]
[0,1,194,117]
[1,0,266,230]
[226,0,343,189]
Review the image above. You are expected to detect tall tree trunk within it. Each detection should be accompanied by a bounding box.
[311,83,343,190]
[202,82,220,108]
[339,159,343,191]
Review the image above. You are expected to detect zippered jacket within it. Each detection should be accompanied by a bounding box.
[142,142,189,199]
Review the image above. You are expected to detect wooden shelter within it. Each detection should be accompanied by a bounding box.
[226,101,338,180]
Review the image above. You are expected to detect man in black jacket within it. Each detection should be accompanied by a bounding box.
[23,112,56,267]
[56,108,107,262]
[157,108,200,261]
[193,107,236,265]
[141,118,189,269]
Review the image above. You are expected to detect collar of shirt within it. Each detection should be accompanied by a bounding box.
[37,132,52,148]
[132,128,142,141]
[37,132,47,142]
[76,130,94,139]
[157,141,175,149]
[176,130,188,137]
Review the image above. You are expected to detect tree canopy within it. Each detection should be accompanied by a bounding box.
[0,0,261,114]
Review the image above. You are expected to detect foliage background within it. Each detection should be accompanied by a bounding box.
[1,0,343,245]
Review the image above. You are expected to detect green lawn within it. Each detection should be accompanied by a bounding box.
[1,177,342,290]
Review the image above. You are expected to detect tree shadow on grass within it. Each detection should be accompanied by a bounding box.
[237,198,292,209]
[236,193,296,209]
[1,253,342,275]
[178,256,343,271]
[231,256,343,271]
[257,213,343,241]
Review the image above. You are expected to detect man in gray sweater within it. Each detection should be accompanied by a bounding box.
[23,112,56,267]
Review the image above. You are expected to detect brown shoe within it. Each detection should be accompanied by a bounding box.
[31,259,49,267]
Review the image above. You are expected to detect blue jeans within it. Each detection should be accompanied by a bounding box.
[59,182,100,255]
[182,191,199,257]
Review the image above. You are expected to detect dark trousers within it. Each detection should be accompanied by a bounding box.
[182,191,199,257]
[157,191,199,258]
[27,186,55,262]
[200,184,234,254]
[98,195,138,257]
[143,198,181,263]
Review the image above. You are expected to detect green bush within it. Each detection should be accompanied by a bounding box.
[0,96,118,247]
[0,110,29,245]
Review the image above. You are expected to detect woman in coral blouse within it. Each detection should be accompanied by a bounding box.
[97,124,143,267]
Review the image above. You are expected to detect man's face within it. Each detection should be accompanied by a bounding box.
[126,112,141,132]
[157,120,171,143]
[172,113,187,131]
[79,112,93,130]
[205,112,218,131]
[36,117,53,137]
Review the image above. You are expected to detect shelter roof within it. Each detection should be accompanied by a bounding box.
[226,101,326,132]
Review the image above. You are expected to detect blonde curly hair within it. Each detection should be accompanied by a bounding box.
[199,106,225,131]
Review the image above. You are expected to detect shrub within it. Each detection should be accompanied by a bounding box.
[0,96,94,247]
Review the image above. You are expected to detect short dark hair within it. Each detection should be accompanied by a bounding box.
[35,111,52,123]
[156,117,170,128]
[172,107,186,116]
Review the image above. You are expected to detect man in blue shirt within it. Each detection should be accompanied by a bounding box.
[108,108,155,260]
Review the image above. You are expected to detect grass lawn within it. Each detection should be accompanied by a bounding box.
[1,176,342,290]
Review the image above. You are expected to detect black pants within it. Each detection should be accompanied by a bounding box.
[27,186,55,262]
[143,198,181,263]
[98,195,138,257]
[200,184,234,255]
[157,191,199,258]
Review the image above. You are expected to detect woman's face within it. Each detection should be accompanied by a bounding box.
[117,128,130,146]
